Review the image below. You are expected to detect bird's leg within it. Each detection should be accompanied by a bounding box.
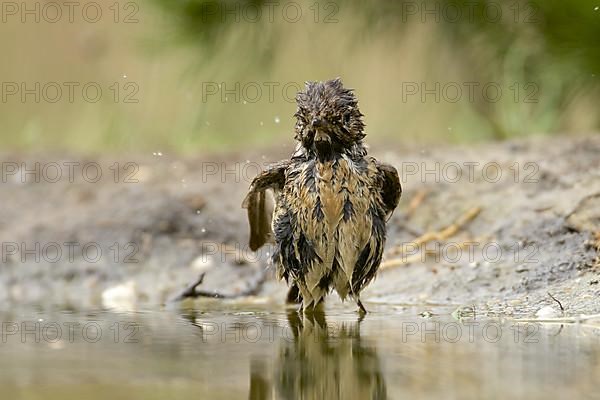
[302,298,325,315]
[313,299,325,313]
[356,298,368,315]
[350,288,368,314]
[285,284,302,304]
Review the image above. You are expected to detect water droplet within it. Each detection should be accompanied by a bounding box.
[201,228,206,233]
[122,74,127,79]
[595,6,599,11]
[196,210,201,214]
[243,100,247,105]
[274,116,280,124]
[259,121,264,126]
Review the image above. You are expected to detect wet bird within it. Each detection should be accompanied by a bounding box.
[243,78,401,313]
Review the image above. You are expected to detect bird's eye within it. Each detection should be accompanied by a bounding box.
[342,112,351,126]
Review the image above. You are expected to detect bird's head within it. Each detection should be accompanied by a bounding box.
[294,78,365,159]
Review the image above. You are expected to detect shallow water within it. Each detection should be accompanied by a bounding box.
[0,304,598,400]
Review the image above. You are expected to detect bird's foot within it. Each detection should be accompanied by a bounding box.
[285,284,302,304]
[302,298,325,315]
[356,299,368,315]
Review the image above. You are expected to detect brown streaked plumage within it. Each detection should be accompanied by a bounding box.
[243,78,401,313]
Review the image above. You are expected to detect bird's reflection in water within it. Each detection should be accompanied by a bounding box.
[250,311,387,400]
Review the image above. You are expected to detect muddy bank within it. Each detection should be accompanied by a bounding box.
[0,135,598,316]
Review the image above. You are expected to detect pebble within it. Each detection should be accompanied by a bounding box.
[101,281,137,311]
[536,305,560,318]
[191,256,214,272]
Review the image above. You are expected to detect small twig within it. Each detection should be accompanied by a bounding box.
[171,269,269,302]
[380,239,488,269]
[547,292,565,312]
[381,237,488,270]
[564,192,600,221]
[426,206,481,243]
[171,273,208,301]
[388,206,481,257]
[405,189,428,218]
[380,253,422,270]
[382,207,482,271]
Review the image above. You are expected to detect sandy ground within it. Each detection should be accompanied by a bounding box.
[0,135,598,317]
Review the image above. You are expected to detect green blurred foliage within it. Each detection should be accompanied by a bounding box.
[152,0,599,140]
[158,0,600,73]
[0,0,597,153]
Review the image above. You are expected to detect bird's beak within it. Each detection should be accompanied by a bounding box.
[314,130,331,143]
[312,119,331,142]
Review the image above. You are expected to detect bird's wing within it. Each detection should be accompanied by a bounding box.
[242,160,290,251]
[375,161,402,217]
[243,190,274,252]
